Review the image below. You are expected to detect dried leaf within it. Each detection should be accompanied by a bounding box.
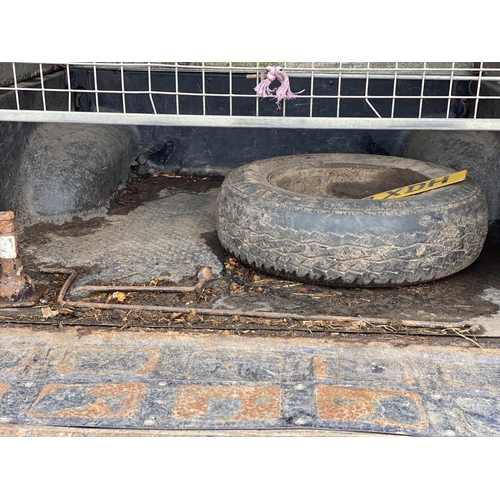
[224,257,240,272]
[230,283,244,294]
[41,307,59,319]
[108,291,127,303]
[352,320,366,329]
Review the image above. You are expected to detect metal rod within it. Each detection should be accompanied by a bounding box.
[202,62,206,116]
[175,63,179,115]
[76,266,211,294]
[0,318,487,339]
[474,62,484,119]
[2,111,500,130]
[446,62,455,118]
[229,62,233,117]
[39,63,46,111]
[120,62,126,114]
[147,62,157,115]
[41,268,479,332]
[5,85,500,100]
[391,62,398,119]
[92,63,99,113]
[68,61,482,74]
[418,62,426,119]
[365,98,382,118]
[66,64,72,112]
[309,61,315,118]
[11,63,20,110]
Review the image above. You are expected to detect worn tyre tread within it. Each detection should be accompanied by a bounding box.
[216,154,488,287]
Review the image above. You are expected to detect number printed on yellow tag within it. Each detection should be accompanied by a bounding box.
[363,170,467,200]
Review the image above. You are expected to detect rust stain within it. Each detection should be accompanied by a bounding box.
[316,386,428,429]
[131,330,177,341]
[81,329,117,339]
[57,348,160,375]
[172,385,281,422]
[135,351,160,375]
[0,383,9,400]
[27,382,146,419]
[98,330,117,339]
[313,356,330,378]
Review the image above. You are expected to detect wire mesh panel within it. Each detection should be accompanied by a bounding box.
[0,62,499,129]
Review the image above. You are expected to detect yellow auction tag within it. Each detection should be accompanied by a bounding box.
[363,170,467,200]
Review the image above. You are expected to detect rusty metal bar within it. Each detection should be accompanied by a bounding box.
[0,212,35,301]
[42,268,479,332]
[76,267,212,294]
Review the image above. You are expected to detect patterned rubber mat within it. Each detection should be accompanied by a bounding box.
[1,326,499,436]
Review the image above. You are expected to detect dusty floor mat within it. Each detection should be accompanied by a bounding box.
[20,177,225,288]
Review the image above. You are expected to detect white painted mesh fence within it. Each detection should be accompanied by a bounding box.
[0,62,499,129]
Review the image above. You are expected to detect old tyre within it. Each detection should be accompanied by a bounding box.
[216,153,488,287]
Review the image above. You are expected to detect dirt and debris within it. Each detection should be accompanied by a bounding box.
[4,170,500,346]
[0,252,492,349]
[109,171,224,216]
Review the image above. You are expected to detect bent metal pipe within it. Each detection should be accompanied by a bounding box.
[76,267,212,295]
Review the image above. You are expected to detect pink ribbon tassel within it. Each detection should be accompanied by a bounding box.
[254,66,304,108]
